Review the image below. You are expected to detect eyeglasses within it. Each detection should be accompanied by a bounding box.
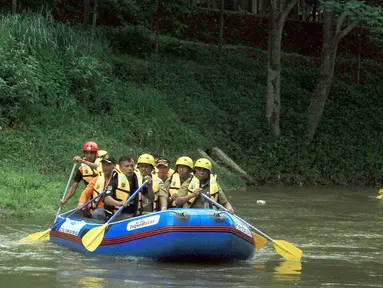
[138,165,152,170]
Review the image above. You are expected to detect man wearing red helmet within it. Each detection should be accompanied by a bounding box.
[58,141,107,207]
[72,141,104,170]
[76,153,116,221]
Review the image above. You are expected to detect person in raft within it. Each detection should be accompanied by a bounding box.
[58,141,107,207]
[164,156,194,209]
[76,153,116,221]
[136,154,168,214]
[174,158,234,214]
[154,157,175,182]
[104,155,152,218]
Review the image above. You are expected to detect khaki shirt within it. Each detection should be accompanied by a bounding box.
[157,178,168,199]
[141,178,167,212]
[164,177,171,194]
[177,178,229,208]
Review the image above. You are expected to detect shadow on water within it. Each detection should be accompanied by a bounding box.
[2,186,383,287]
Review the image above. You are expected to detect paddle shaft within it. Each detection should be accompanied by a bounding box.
[22,173,115,242]
[105,181,148,224]
[51,185,110,230]
[200,193,274,242]
[81,181,148,251]
[54,163,77,223]
[201,194,302,260]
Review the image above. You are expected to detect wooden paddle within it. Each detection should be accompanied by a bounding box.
[82,181,148,252]
[200,193,303,261]
[21,182,108,242]
[22,164,77,242]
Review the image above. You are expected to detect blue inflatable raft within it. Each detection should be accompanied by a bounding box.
[50,208,256,261]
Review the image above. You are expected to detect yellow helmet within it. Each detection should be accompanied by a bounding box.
[97,150,108,158]
[194,158,212,172]
[176,156,194,169]
[137,153,156,167]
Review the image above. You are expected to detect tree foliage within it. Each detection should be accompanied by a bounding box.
[322,0,383,47]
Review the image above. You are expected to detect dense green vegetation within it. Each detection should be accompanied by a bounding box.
[1,12,382,218]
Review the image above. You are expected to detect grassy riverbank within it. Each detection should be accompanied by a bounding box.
[1,12,382,218]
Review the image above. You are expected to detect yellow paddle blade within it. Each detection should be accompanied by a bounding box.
[82,224,108,252]
[379,189,383,195]
[274,260,302,275]
[21,228,51,242]
[252,232,267,251]
[377,194,383,199]
[272,240,303,261]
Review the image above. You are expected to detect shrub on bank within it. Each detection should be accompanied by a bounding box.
[1,11,383,200]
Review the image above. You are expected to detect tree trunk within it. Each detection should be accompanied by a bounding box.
[251,0,258,14]
[83,0,90,31]
[219,0,224,52]
[266,0,298,137]
[306,11,359,142]
[211,147,257,185]
[266,18,283,137]
[197,149,230,173]
[306,48,337,142]
[90,0,98,46]
[12,0,17,14]
[356,26,362,84]
[154,0,160,54]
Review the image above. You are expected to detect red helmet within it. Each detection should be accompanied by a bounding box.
[82,141,99,152]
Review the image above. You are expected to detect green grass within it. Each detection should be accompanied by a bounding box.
[1,12,383,217]
[0,165,64,218]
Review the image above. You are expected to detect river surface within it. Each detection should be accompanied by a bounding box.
[1,186,382,287]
